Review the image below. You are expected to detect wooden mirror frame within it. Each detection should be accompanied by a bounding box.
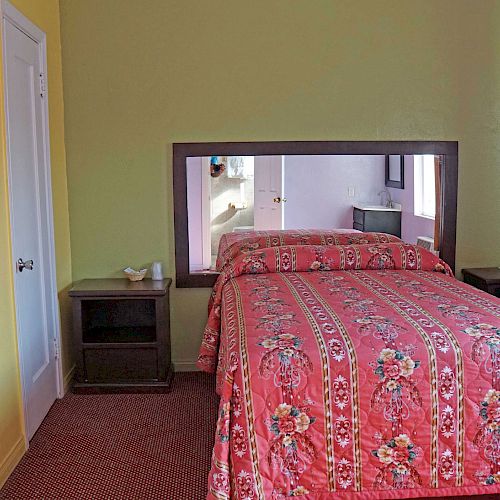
[173,141,458,288]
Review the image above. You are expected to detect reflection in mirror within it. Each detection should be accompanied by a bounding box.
[389,157,401,182]
[386,154,404,188]
[186,154,437,273]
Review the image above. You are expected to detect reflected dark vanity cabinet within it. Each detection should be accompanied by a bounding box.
[69,279,172,393]
[353,206,401,238]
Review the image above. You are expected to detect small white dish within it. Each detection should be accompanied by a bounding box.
[123,267,148,281]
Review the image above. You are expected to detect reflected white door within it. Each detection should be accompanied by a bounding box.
[3,14,59,440]
[254,156,284,230]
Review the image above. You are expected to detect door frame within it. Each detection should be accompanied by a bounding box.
[1,0,64,443]
[200,156,211,269]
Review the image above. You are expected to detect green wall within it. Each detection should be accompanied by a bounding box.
[60,0,500,366]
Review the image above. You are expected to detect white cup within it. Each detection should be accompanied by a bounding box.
[151,262,163,281]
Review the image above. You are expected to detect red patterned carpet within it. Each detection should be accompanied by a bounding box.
[1,372,497,500]
[0,372,218,500]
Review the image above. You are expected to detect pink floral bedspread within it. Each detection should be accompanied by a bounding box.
[215,230,400,271]
[198,243,500,499]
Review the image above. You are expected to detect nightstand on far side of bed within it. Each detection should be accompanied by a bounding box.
[462,267,500,298]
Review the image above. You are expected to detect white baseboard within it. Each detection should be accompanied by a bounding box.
[63,364,75,395]
[173,360,199,372]
[0,437,26,488]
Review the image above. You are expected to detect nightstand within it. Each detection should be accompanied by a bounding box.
[462,268,500,298]
[69,278,173,393]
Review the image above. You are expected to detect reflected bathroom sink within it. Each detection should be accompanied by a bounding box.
[353,203,402,212]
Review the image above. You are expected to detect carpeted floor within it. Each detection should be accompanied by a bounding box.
[2,372,497,500]
[0,372,218,500]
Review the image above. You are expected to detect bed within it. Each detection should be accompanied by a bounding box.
[198,230,500,499]
[214,229,399,272]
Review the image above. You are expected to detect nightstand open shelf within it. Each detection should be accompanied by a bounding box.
[83,326,157,344]
[69,278,172,393]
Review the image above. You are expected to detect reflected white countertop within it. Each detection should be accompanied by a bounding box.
[353,203,402,212]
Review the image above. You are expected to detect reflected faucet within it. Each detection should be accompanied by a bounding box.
[378,188,394,208]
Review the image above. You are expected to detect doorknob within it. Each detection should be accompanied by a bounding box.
[17,258,34,272]
[273,197,287,203]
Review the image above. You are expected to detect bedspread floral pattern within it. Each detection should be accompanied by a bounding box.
[199,243,500,498]
[216,229,402,271]
[372,433,421,489]
[371,348,422,437]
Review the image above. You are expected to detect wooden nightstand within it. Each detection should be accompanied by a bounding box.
[462,268,500,298]
[69,278,173,393]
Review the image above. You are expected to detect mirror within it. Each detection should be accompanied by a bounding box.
[174,141,458,287]
[188,154,416,272]
[386,155,404,189]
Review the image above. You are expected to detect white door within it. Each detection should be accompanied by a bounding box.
[3,6,60,440]
[254,156,284,230]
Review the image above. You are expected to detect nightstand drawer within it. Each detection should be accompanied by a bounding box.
[84,348,158,382]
